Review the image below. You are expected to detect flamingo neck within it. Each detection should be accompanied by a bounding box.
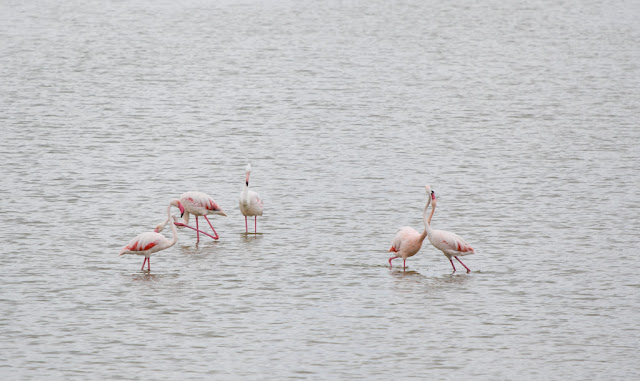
[165,203,178,248]
[168,217,178,248]
[241,184,250,206]
[422,196,434,238]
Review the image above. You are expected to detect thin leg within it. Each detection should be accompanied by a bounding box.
[388,256,398,267]
[449,259,457,273]
[141,258,147,271]
[403,258,407,270]
[174,222,218,240]
[245,216,248,233]
[196,217,200,242]
[203,215,220,239]
[455,256,471,273]
[254,216,257,233]
[147,257,151,271]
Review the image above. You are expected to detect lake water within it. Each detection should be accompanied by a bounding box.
[1,0,639,379]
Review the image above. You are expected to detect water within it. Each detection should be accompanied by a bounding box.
[1,0,639,379]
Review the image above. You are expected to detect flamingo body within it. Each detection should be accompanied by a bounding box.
[119,231,175,258]
[389,227,425,268]
[239,189,263,217]
[179,191,226,220]
[427,230,475,259]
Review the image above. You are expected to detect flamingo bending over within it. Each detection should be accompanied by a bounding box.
[388,190,436,269]
[169,191,227,242]
[239,164,264,233]
[119,204,178,271]
[424,185,476,273]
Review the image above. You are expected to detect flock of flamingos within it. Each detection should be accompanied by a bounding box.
[119,165,476,273]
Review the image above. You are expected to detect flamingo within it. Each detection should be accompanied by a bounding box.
[239,164,264,233]
[119,204,178,271]
[169,191,227,242]
[388,190,436,269]
[424,185,476,273]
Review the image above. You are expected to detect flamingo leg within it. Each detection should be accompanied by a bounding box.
[196,217,200,242]
[147,257,151,271]
[174,222,218,240]
[454,256,471,273]
[141,258,147,271]
[449,259,457,273]
[254,216,257,233]
[388,256,398,267]
[245,216,248,233]
[203,215,220,239]
[403,258,407,270]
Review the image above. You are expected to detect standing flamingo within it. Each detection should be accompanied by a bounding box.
[424,185,476,273]
[239,164,264,233]
[169,191,227,242]
[119,204,178,271]
[388,190,436,269]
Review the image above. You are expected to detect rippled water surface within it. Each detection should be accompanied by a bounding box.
[2,0,639,379]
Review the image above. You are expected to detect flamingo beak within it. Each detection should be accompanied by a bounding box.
[178,203,185,217]
[217,210,227,217]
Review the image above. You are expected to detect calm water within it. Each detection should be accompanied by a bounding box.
[1,0,639,379]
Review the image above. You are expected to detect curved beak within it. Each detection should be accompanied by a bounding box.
[217,210,227,217]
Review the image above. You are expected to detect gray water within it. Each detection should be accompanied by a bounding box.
[1,0,639,379]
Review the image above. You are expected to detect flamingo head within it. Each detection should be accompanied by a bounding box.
[153,221,165,233]
[245,164,251,185]
[170,199,185,217]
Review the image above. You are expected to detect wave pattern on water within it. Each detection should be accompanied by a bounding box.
[1,0,639,379]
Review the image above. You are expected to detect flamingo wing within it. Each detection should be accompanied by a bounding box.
[389,227,414,253]
[250,191,264,214]
[436,230,475,255]
[181,191,221,214]
[120,232,163,255]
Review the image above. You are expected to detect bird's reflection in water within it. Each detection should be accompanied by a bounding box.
[241,233,264,243]
[390,268,427,280]
[178,241,220,254]
[128,272,176,282]
[429,272,472,287]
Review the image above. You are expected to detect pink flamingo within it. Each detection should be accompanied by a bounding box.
[169,191,227,242]
[239,164,264,233]
[119,204,178,271]
[424,185,476,273]
[388,189,436,269]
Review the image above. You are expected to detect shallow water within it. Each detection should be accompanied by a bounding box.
[1,0,639,379]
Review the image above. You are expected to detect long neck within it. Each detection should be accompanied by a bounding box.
[422,196,434,238]
[166,204,178,248]
[241,183,249,205]
[167,217,178,248]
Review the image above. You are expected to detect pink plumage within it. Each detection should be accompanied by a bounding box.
[424,186,476,273]
[120,204,178,271]
[169,191,227,242]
